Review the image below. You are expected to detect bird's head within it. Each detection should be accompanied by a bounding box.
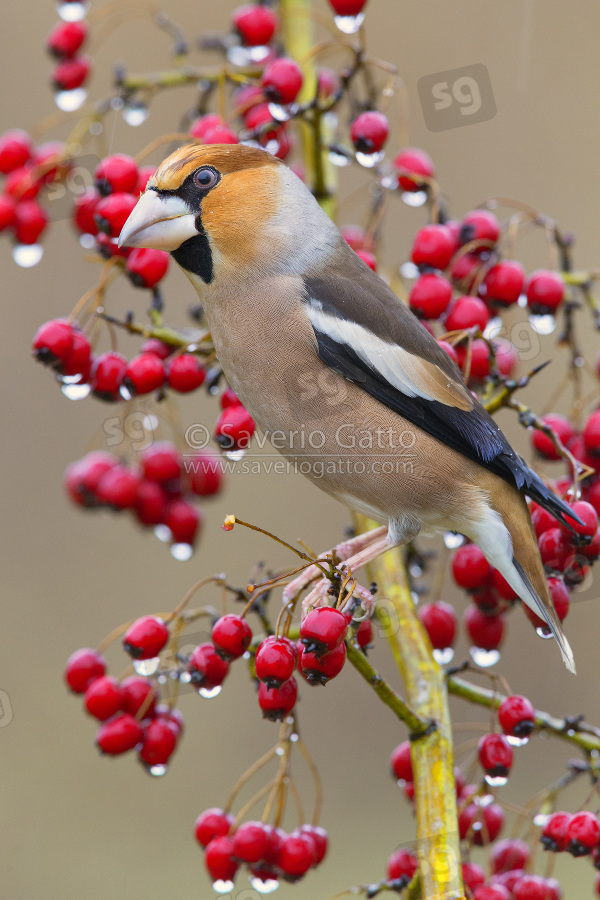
[119,143,290,284]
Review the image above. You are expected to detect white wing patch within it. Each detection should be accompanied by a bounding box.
[307,304,473,410]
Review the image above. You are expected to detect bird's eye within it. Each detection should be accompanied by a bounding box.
[193,167,219,190]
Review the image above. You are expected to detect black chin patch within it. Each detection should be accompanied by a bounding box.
[172,224,213,283]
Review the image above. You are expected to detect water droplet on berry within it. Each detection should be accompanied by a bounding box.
[401,190,427,207]
[179,671,192,684]
[171,542,194,561]
[250,877,280,893]
[485,773,508,787]
[55,88,87,111]
[61,381,92,400]
[528,313,556,335]
[400,261,419,280]
[356,150,384,168]
[535,627,553,640]
[122,102,149,127]
[154,524,172,543]
[483,316,502,340]
[469,647,501,667]
[444,532,466,550]
[212,879,235,894]
[479,793,494,807]
[119,384,134,401]
[334,12,365,33]
[12,243,44,267]
[433,647,455,665]
[110,97,125,111]
[198,685,222,699]
[267,102,291,122]
[149,763,168,777]
[227,45,253,66]
[517,293,528,308]
[79,233,96,249]
[56,0,89,21]
[248,45,270,62]
[223,448,246,461]
[534,813,550,826]
[328,149,352,168]
[506,734,529,747]
[133,657,160,676]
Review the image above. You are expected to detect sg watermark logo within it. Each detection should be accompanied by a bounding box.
[418,64,496,132]
[0,690,14,728]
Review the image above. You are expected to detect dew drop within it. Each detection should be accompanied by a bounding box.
[517,293,528,308]
[110,97,125,111]
[133,657,160,676]
[328,148,352,167]
[122,102,149,127]
[227,45,253,66]
[566,728,576,737]
[380,174,399,190]
[275,746,284,756]
[470,647,501,667]
[356,150,384,169]
[79,233,96,249]
[212,880,234,894]
[263,138,281,157]
[444,532,466,550]
[409,562,422,578]
[535,627,553,640]
[12,243,44,267]
[119,384,134,401]
[248,45,270,62]
[483,317,503,340]
[506,734,529,747]
[485,773,508,787]
[199,685,222,699]
[250,877,279,894]
[61,382,92,400]
[56,0,89,21]
[334,12,365,33]
[534,813,550,827]
[157,673,167,684]
[142,414,159,432]
[179,671,192,684]
[433,647,455,665]
[528,313,556,335]
[89,121,103,136]
[400,261,419,280]
[401,190,427,208]
[290,732,299,742]
[55,88,87,111]
[479,793,494,807]
[267,102,291,122]
[171,543,194,561]
[154,524,172,543]
[224,448,246,461]
[149,763,168,777]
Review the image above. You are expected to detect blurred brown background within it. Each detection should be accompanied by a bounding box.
[2,1,600,897]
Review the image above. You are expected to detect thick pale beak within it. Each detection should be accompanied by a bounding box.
[118,191,198,251]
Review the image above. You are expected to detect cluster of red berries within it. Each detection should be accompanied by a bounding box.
[64,619,184,773]
[64,443,223,555]
[46,14,91,104]
[196,811,328,889]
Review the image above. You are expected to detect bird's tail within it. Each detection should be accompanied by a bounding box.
[468,480,576,674]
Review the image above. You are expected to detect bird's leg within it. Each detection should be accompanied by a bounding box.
[281,526,387,608]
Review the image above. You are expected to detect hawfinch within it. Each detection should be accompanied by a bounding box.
[120,144,577,672]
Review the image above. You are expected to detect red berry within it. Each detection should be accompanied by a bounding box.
[277,832,316,880]
[64,451,119,506]
[123,353,165,396]
[64,647,106,693]
[261,58,303,105]
[418,601,456,649]
[212,615,252,661]
[94,154,139,196]
[189,114,224,141]
[411,224,455,270]
[62,329,92,380]
[531,414,574,461]
[387,848,418,881]
[52,56,91,91]
[167,354,206,393]
[473,887,511,900]
[203,125,239,145]
[0,194,16,232]
[390,741,413,782]
[492,568,518,602]
[538,527,569,570]
[492,837,531,873]
[491,871,525,894]
[136,166,156,193]
[257,677,298,721]
[300,641,346,684]
[94,192,137,237]
[561,499,598,540]
[0,130,33,173]
[450,252,482,293]
[33,318,74,368]
[220,386,240,409]
[163,499,200,546]
[214,405,256,451]
[464,606,505,651]
[483,260,525,306]
[459,799,504,845]
[84,676,124,721]
[96,465,140,509]
[460,210,500,249]
[138,717,178,767]
[141,442,182,483]
[188,643,229,691]
[355,618,373,649]
[437,339,459,364]
[46,21,87,58]
[155,705,184,735]
[526,270,565,314]
[14,200,48,244]
[445,295,490,331]
[452,544,491,590]
[350,111,389,154]
[126,248,169,288]
[96,713,144,755]
[73,189,100,235]
[5,166,42,202]
[195,808,235,848]
[255,636,297,688]
[33,141,69,184]
[341,224,366,250]
[462,862,485,893]
[532,506,556,538]
[498,695,535,740]
[232,821,271,863]
[186,451,223,496]
[355,248,376,270]
[204,836,238,883]
[300,607,348,657]
[513,875,562,900]
[135,480,168,525]
[455,338,491,380]
[141,338,173,360]
[123,616,169,660]
[478,732,513,780]
[583,527,600,561]
[584,411,600,455]
[541,811,572,852]
[232,4,278,46]
[409,273,453,319]
[566,810,600,856]
[329,0,367,13]
[299,824,328,865]
[120,676,157,718]
[393,148,434,192]
[524,576,570,632]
